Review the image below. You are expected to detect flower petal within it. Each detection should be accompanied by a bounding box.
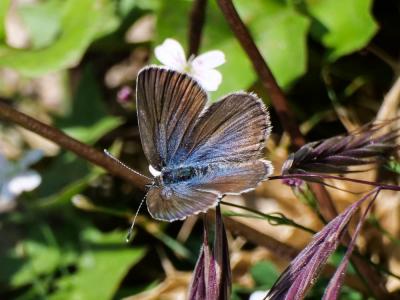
[250,290,269,300]
[191,50,225,69]
[192,68,222,92]
[8,170,41,195]
[154,38,187,71]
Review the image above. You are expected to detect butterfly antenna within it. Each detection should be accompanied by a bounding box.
[126,195,146,242]
[104,149,137,173]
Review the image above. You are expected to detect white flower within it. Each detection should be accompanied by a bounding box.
[0,150,43,212]
[249,290,269,300]
[154,38,225,92]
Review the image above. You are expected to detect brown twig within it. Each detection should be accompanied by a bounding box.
[0,101,151,189]
[188,0,208,56]
[220,216,298,259]
[216,0,391,298]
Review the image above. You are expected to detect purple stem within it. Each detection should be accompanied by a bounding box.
[271,173,400,192]
[323,189,380,300]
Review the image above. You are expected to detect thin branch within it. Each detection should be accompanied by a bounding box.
[188,0,208,56]
[220,200,315,234]
[271,173,400,192]
[0,101,151,189]
[367,44,400,74]
[217,0,305,148]
[222,215,299,260]
[309,181,339,220]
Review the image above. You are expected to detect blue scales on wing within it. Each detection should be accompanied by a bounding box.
[136,66,272,222]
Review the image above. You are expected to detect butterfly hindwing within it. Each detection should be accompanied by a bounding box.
[146,160,272,221]
[190,160,273,195]
[146,184,219,222]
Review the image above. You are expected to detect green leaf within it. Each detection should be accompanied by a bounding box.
[37,153,91,198]
[49,230,146,300]
[10,240,61,287]
[119,0,160,13]
[0,220,146,300]
[155,0,309,99]
[57,64,109,128]
[0,0,10,42]
[119,0,137,16]
[36,171,100,207]
[250,261,279,288]
[0,0,119,76]
[1,223,78,289]
[18,0,61,49]
[64,117,123,145]
[306,0,378,60]
[249,1,310,88]
[385,159,400,175]
[203,0,256,99]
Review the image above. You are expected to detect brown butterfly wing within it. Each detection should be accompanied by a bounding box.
[178,92,273,195]
[146,184,219,222]
[182,92,271,165]
[136,66,208,170]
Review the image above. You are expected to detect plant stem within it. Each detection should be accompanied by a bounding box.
[220,200,315,234]
[222,215,299,259]
[271,173,400,192]
[0,101,151,189]
[188,0,208,56]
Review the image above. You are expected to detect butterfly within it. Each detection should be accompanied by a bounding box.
[136,66,273,222]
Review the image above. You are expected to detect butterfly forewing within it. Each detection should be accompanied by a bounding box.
[183,93,271,165]
[136,67,208,170]
[175,93,273,196]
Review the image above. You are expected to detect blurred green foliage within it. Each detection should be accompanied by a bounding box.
[0,0,119,76]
